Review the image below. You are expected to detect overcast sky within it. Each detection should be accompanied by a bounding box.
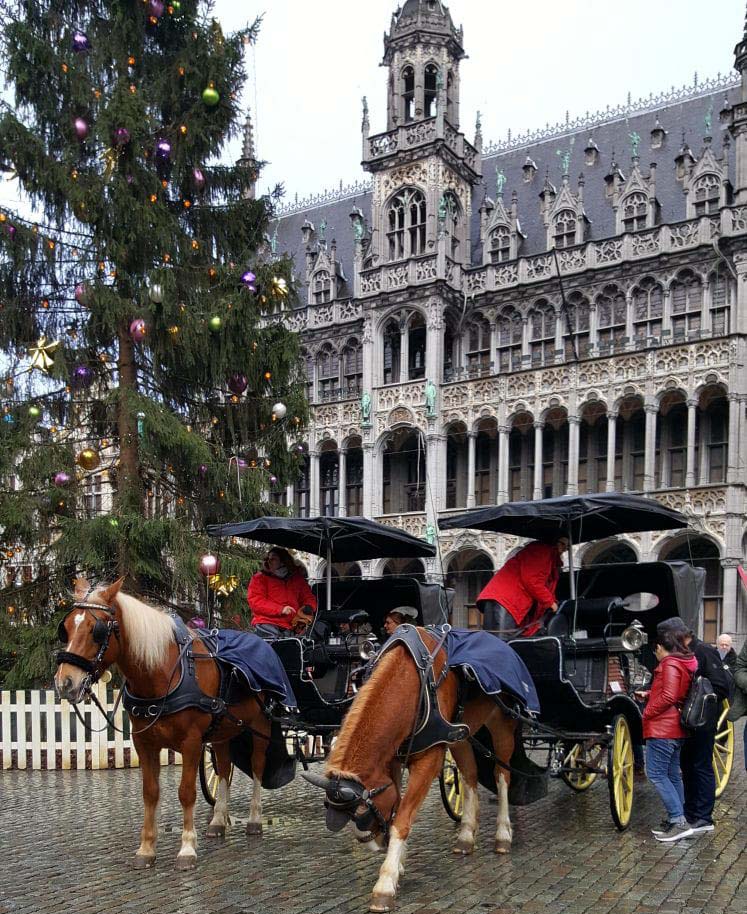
[1,0,745,211]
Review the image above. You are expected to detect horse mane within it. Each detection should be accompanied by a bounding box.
[114,591,177,672]
[326,646,413,781]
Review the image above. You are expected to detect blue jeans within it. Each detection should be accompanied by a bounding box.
[645,738,686,824]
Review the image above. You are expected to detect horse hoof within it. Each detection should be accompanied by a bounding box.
[206,824,226,838]
[452,839,474,855]
[132,854,155,870]
[369,893,394,912]
[176,855,197,871]
[246,821,263,837]
[494,839,511,854]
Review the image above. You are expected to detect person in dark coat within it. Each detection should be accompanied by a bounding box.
[716,633,738,672]
[658,617,732,835]
[476,537,569,638]
[726,638,747,770]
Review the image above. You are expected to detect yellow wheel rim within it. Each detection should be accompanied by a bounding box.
[204,746,233,803]
[562,742,599,791]
[610,716,634,828]
[713,700,735,798]
[442,749,463,818]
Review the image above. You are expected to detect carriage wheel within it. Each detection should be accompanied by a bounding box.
[561,741,600,792]
[199,744,234,807]
[608,715,634,830]
[439,749,463,822]
[713,700,734,799]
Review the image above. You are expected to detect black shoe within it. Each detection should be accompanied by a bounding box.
[651,819,671,837]
[654,822,694,843]
[687,819,714,835]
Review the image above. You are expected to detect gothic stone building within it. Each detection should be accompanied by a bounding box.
[266,0,747,641]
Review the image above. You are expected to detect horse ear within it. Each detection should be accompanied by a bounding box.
[74,577,90,600]
[101,576,126,604]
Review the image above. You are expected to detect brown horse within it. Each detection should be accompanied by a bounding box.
[305,630,518,912]
[55,577,271,869]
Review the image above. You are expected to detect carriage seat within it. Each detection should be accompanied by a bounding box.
[548,596,624,639]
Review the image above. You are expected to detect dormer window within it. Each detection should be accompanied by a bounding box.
[387,188,426,260]
[489,225,511,263]
[402,66,415,123]
[424,64,439,118]
[312,269,331,304]
[692,174,720,216]
[553,209,576,249]
[622,192,648,233]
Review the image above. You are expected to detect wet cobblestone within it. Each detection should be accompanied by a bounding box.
[1,727,744,914]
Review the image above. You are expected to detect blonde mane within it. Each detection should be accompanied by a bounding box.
[113,591,177,672]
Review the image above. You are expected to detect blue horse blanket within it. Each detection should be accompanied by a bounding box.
[444,628,540,714]
[204,629,298,710]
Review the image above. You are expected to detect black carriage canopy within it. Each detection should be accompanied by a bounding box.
[438,493,689,542]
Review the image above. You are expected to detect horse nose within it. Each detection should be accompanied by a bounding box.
[60,675,74,699]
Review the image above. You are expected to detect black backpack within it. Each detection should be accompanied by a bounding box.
[680,675,719,731]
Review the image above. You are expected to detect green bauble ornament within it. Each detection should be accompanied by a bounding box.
[28,405,41,420]
[172,0,181,10]
[208,315,222,332]
[202,84,220,107]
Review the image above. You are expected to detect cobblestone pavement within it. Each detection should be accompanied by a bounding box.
[1,728,744,914]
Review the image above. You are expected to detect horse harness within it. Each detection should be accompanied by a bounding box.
[322,775,395,842]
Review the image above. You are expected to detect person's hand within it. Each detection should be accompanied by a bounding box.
[550,603,558,613]
[281,605,294,617]
[634,690,648,702]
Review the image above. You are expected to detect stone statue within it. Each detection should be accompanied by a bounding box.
[629,131,641,158]
[438,193,447,223]
[360,391,372,425]
[426,523,436,545]
[319,219,327,243]
[495,169,506,197]
[704,104,713,135]
[556,148,571,175]
[425,379,437,417]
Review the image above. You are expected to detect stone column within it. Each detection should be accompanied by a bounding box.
[567,416,580,495]
[337,449,347,517]
[606,411,617,492]
[643,403,658,492]
[400,325,409,382]
[497,424,510,503]
[533,421,544,499]
[362,442,375,516]
[286,483,295,514]
[721,560,739,637]
[466,431,477,508]
[728,393,740,484]
[685,398,698,488]
[309,450,320,516]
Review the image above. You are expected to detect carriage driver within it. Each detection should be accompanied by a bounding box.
[247,547,317,639]
[476,536,569,638]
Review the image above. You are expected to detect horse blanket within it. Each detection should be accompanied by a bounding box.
[204,629,298,710]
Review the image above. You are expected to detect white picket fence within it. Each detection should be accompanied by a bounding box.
[0,682,181,771]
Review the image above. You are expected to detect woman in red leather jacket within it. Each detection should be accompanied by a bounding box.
[247,548,317,639]
[639,627,698,842]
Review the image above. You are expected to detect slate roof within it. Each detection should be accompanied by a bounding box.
[272,76,740,304]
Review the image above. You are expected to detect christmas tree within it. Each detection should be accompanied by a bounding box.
[0,0,307,686]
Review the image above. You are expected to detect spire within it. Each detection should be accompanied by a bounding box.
[239,109,257,199]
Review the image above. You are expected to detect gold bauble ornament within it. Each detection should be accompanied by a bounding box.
[77,448,100,471]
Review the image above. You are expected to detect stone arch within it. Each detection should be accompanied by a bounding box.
[445,549,495,628]
[580,537,639,566]
[657,533,724,640]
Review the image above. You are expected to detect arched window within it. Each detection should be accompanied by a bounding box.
[407,312,426,380]
[301,349,314,402]
[446,424,468,509]
[294,451,310,518]
[542,409,569,497]
[621,192,648,232]
[466,315,491,374]
[632,278,664,343]
[596,286,627,352]
[692,174,720,216]
[383,318,401,385]
[489,225,511,264]
[529,301,556,367]
[699,387,728,484]
[578,403,608,494]
[496,308,523,372]
[342,339,363,396]
[312,270,331,304]
[661,537,722,641]
[709,269,731,336]
[615,397,646,492]
[670,270,703,340]
[319,449,339,517]
[583,541,637,566]
[564,293,590,359]
[345,438,363,515]
[475,419,498,505]
[387,188,426,261]
[382,429,426,513]
[658,392,687,488]
[402,66,415,123]
[424,63,439,118]
[317,347,340,401]
[553,209,576,249]
[509,412,534,501]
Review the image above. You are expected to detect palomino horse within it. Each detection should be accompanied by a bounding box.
[55,578,271,869]
[305,630,518,912]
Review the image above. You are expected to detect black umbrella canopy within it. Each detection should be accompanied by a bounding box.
[438,493,689,544]
[207,515,437,562]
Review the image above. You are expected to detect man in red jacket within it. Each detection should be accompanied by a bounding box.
[247,548,317,639]
[477,537,569,638]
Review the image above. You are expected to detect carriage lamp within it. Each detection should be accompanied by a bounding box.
[359,639,380,661]
[621,623,646,652]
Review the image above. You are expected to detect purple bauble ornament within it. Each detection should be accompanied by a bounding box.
[199,553,221,577]
[240,270,257,291]
[74,282,91,307]
[269,474,279,486]
[74,117,89,140]
[71,365,94,389]
[156,139,171,160]
[72,30,90,53]
[129,318,147,342]
[147,0,165,17]
[54,471,72,487]
[113,127,131,146]
[228,372,248,395]
[188,617,206,630]
[192,167,206,191]
[198,463,208,479]
[6,224,16,240]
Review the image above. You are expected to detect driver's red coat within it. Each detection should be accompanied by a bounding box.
[247,571,317,630]
[477,542,561,636]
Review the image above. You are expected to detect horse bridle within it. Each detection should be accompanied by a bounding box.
[324,775,396,842]
[56,600,120,684]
